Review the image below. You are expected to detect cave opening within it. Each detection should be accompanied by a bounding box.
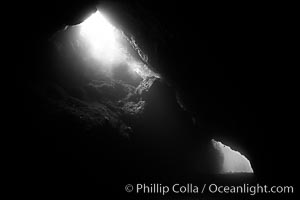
[28,1,262,183]
[55,9,159,89]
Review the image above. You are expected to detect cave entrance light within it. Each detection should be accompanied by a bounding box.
[79,10,127,65]
[78,10,159,81]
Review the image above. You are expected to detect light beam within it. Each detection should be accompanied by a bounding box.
[79,10,125,64]
[78,10,159,79]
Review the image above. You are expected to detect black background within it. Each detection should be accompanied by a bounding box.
[9,0,297,198]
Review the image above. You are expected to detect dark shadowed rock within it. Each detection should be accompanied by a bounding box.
[14,1,297,199]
